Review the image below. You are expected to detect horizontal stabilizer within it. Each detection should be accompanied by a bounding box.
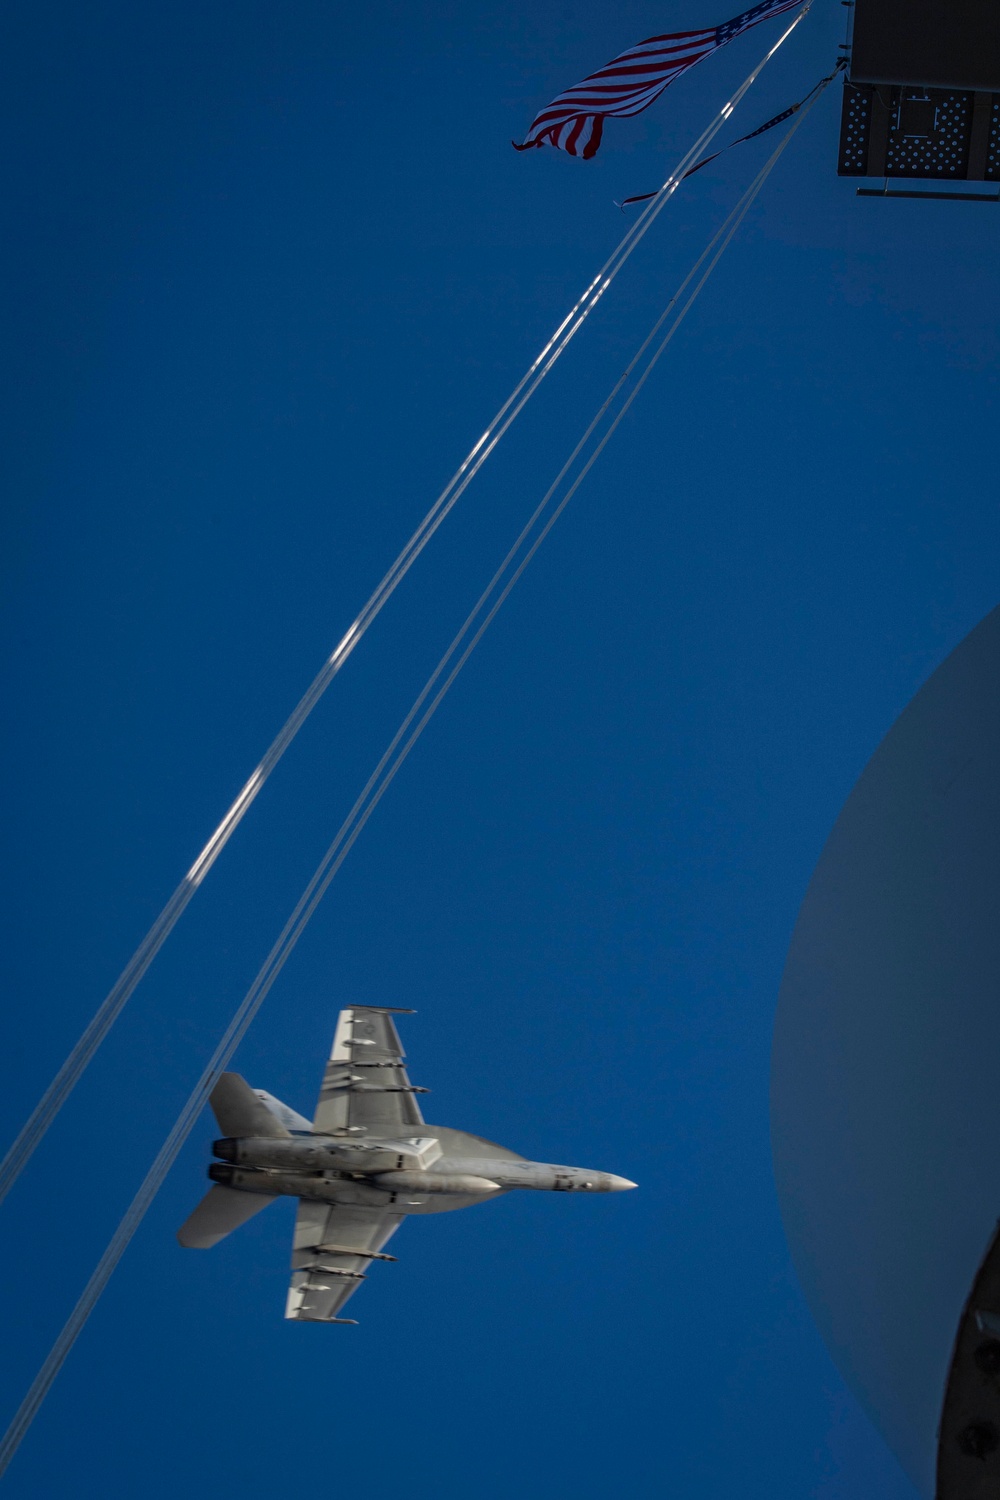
[210,1073,291,1140]
[177,1184,278,1249]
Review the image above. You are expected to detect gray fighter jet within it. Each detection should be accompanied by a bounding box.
[178,1005,636,1322]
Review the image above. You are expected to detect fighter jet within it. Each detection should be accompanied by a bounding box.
[178,1005,636,1323]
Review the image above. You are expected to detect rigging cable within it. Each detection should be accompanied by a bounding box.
[0,2,811,1209]
[0,70,835,1478]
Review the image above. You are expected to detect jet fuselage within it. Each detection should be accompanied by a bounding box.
[209,1130,635,1205]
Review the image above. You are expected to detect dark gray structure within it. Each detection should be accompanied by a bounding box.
[837,0,1000,190]
[771,606,1000,1496]
[850,0,1000,91]
[937,1225,1000,1500]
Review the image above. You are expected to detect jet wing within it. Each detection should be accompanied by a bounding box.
[311,1006,427,1136]
[286,1199,403,1323]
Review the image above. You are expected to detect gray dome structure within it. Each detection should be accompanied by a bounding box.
[771,605,1000,1497]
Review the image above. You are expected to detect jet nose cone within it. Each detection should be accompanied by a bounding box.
[607,1174,638,1191]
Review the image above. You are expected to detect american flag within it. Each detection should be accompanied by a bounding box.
[514,0,803,160]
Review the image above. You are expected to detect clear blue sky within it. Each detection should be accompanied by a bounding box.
[1,3,997,1496]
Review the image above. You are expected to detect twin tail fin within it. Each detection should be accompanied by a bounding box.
[176,1073,303,1249]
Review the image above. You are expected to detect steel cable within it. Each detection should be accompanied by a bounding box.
[0,71,833,1477]
[0,4,811,1209]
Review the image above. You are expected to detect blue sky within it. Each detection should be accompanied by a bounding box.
[1,2,997,1496]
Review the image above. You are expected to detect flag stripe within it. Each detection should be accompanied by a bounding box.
[517,0,801,158]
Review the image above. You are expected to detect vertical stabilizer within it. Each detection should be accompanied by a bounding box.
[209,1073,292,1139]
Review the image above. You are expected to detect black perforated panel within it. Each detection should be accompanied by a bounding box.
[885,90,972,176]
[987,97,1000,179]
[838,82,1000,179]
[838,83,873,175]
